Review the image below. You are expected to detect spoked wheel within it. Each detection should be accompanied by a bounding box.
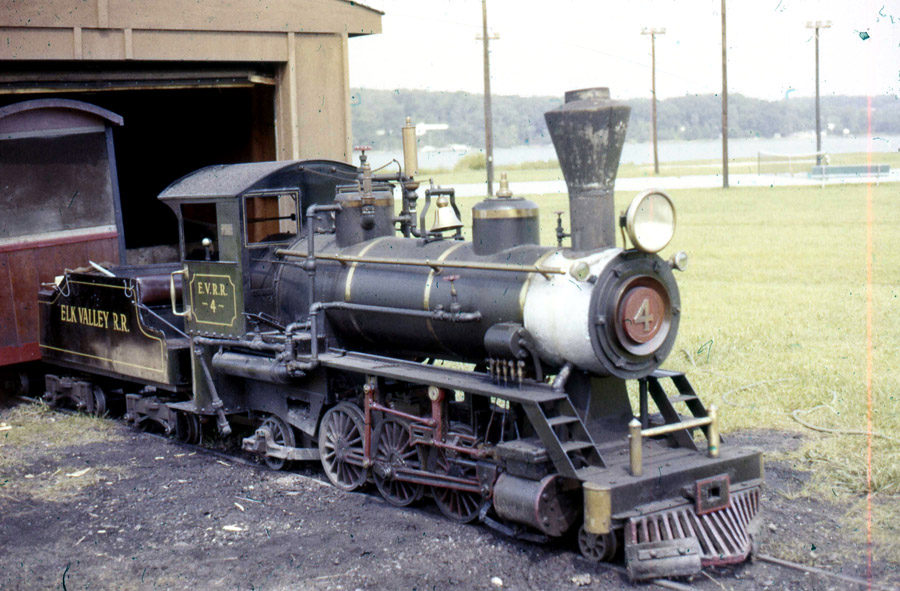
[429,424,483,523]
[318,402,367,491]
[175,411,202,445]
[260,415,296,470]
[373,416,424,506]
[577,526,618,563]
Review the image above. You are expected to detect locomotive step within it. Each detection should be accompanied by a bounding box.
[547,415,580,427]
[561,440,594,453]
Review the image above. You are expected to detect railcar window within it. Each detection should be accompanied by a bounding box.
[181,203,220,261]
[244,193,298,246]
[0,132,116,240]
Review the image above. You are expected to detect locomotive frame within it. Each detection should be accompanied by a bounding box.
[35,87,763,581]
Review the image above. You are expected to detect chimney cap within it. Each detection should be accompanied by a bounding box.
[564,87,610,103]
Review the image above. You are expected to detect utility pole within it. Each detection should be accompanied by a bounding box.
[476,0,499,196]
[641,27,666,175]
[721,0,729,188]
[807,20,831,165]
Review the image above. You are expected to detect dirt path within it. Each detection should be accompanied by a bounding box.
[0,403,894,591]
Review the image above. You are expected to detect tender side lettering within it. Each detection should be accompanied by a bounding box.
[60,304,129,332]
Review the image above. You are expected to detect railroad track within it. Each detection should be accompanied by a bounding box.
[13,396,893,591]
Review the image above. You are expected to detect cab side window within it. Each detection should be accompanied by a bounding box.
[244,193,299,246]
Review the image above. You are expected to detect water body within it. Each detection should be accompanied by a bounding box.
[450,169,900,198]
[365,134,900,171]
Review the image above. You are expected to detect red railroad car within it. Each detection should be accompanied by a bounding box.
[0,99,125,392]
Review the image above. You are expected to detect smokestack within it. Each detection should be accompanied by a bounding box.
[544,88,630,251]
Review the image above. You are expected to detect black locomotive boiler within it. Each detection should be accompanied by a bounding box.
[38,88,762,581]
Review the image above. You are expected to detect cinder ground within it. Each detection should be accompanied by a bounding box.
[0,402,895,591]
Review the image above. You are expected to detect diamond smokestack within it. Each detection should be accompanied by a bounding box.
[544,88,630,251]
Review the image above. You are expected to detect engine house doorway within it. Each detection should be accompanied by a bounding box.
[0,70,276,262]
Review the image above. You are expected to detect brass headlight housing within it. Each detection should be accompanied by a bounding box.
[623,189,676,253]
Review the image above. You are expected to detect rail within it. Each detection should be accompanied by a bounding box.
[628,405,719,476]
[276,248,566,279]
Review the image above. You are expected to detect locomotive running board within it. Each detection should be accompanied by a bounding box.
[317,351,569,405]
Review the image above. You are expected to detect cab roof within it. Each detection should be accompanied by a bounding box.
[157,160,358,202]
[157,161,300,201]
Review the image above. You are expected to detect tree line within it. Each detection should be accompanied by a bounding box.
[351,88,900,149]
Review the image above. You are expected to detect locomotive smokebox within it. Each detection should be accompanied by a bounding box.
[544,88,630,252]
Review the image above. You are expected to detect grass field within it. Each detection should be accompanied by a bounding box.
[450,182,899,496]
[451,179,900,561]
[422,151,900,185]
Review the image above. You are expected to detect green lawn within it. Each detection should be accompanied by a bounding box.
[647,182,900,561]
[453,180,900,557]
[422,151,900,185]
[449,182,900,503]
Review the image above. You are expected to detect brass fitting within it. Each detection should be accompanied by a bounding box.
[402,117,418,179]
[496,172,512,198]
[583,483,612,534]
[629,418,643,476]
[707,405,720,458]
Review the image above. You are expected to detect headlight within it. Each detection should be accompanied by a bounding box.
[622,189,675,253]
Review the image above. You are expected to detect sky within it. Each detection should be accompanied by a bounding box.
[348,0,900,101]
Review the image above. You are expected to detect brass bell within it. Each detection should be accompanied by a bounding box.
[430,195,463,232]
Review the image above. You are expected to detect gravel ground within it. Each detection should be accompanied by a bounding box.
[0,403,895,591]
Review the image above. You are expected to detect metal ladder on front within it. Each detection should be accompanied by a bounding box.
[640,369,709,451]
[522,394,606,480]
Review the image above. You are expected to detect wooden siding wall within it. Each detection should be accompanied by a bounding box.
[0,0,380,164]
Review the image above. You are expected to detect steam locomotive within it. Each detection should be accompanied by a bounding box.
[38,88,762,581]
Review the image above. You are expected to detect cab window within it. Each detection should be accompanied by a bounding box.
[181,203,219,261]
[244,193,299,246]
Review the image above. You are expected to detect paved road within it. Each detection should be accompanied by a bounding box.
[451,170,899,197]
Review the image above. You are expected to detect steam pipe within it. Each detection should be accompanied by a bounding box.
[317,300,482,323]
[304,203,343,314]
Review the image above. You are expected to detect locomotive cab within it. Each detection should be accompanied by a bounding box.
[157,160,360,439]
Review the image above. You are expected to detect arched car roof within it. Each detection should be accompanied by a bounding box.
[0,98,123,127]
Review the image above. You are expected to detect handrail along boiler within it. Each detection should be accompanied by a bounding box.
[40,87,762,581]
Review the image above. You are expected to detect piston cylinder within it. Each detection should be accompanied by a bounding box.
[492,473,580,537]
[211,351,291,383]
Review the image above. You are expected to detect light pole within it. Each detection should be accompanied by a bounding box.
[721,0,729,189]
[641,27,665,175]
[476,0,500,196]
[806,20,831,165]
